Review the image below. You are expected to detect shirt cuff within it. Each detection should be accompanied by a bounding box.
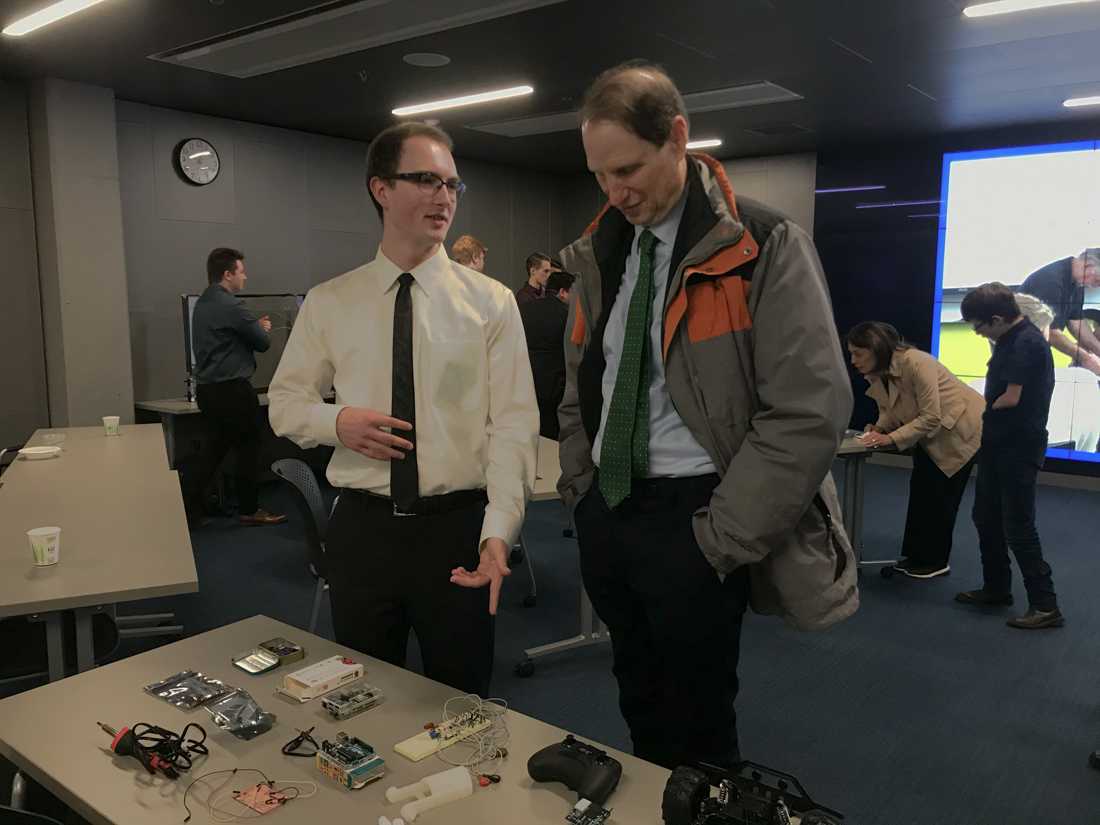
[310,402,345,447]
[479,505,522,549]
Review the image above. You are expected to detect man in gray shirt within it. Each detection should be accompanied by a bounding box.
[186,247,286,527]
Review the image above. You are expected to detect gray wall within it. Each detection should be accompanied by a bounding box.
[116,101,599,401]
[723,153,817,236]
[0,80,48,447]
[30,79,134,428]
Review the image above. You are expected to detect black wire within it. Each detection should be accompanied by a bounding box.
[182,767,272,823]
[132,722,209,773]
[281,727,318,757]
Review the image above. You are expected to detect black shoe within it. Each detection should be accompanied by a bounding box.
[897,561,950,579]
[955,589,1014,607]
[1007,608,1064,629]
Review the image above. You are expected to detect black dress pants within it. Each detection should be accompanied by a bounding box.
[972,437,1058,610]
[325,491,495,697]
[901,445,977,568]
[574,472,750,770]
[191,378,260,516]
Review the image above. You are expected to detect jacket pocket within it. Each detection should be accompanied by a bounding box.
[684,274,753,344]
[812,493,846,582]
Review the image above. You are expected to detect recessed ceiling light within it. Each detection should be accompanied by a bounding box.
[1064,95,1100,107]
[403,53,451,68]
[962,0,1098,18]
[686,138,722,149]
[815,185,887,194]
[392,84,533,117]
[3,0,108,36]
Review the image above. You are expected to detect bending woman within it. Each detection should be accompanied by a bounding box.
[846,322,984,579]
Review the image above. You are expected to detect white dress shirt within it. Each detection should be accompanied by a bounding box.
[268,245,539,547]
[592,188,717,477]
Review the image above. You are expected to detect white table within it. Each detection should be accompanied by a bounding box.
[0,615,672,825]
[0,425,197,679]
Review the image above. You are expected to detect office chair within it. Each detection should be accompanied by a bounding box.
[0,613,120,690]
[270,459,329,633]
[0,804,65,825]
[0,445,22,477]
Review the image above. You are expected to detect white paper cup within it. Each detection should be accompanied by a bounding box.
[28,527,61,566]
[102,416,121,436]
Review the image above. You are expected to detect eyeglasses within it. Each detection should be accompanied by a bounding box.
[389,171,466,199]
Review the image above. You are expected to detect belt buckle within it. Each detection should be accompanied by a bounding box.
[393,503,416,518]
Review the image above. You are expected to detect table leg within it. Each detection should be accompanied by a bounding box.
[28,612,65,681]
[517,585,609,676]
[852,453,897,571]
[160,412,177,470]
[74,606,98,672]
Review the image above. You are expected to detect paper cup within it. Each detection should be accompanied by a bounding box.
[28,527,61,566]
[103,416,121,436]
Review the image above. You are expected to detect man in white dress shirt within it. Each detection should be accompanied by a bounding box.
[269,122,538,696]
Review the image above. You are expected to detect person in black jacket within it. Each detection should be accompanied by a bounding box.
[186,247,286,528]
[519,270,574,439]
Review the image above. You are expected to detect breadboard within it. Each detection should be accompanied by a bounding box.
[394,711,492,761]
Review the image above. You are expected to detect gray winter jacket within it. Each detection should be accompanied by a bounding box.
[556,154,857,631]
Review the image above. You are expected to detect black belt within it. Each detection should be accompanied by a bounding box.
[344,487,487,517]
[592,469,720,513]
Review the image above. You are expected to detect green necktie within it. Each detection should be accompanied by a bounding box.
[600,229,658,508]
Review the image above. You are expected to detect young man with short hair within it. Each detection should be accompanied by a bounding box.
[269,123,538,695]
[957,282,1063,629]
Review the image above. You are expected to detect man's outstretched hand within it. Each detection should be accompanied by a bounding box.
[450,537,511,615]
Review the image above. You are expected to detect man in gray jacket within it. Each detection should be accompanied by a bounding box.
[558,62,855,771]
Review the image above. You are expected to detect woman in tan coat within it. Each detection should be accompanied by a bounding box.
[846,322,985,579]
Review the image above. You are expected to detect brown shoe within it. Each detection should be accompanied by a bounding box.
[1007,608,1065,630]
[239,509,288,526]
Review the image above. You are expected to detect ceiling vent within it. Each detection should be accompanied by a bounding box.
[150,0,566,78]
[469,80,802,138]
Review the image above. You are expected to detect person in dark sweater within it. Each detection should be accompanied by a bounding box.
[519,270,575,439]
[956,283,1061,630]
[186,247,286,528]
[515,252,554,305]
[1019,249,1100,376]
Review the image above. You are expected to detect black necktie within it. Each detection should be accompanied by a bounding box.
[391,272,418,511]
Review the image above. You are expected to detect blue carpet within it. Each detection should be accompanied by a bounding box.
[7,461,1100,824]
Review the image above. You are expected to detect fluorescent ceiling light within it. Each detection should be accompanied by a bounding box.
[686,138,722,149]
[962,0,1098,18]
[855,198,941,210]
[815,185,886,194]
[188,151,212,160]
[1064,95,1100,108]
[3,0,108,36]
[392,85,533,116]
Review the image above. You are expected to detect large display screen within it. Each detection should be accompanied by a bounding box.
[934,142,1100,463]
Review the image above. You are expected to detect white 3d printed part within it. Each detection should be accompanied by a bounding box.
[277,655,363,701]
[385,766,473,822]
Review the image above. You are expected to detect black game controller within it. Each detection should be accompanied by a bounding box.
[528,735,623,805]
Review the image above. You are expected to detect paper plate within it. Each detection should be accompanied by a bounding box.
[18,446,62,460]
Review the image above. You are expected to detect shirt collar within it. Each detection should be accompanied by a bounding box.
[635,183,688,251]
[374,244,452,299]
[995,318,1031,348]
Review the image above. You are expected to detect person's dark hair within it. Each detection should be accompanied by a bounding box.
[960,282,1021,325]
[525,252,551,275]
[365,122,454,221]
[845,321,912,373]
[207,247,244,285]
[546,271,575,293]
[579,60,688,148]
